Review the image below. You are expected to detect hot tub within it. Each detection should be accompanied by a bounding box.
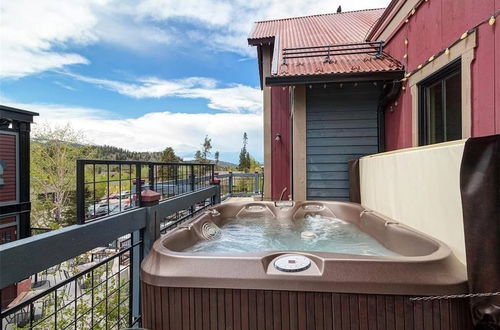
[141,201,471,329]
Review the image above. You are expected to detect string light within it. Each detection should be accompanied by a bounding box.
[386,7,495,84]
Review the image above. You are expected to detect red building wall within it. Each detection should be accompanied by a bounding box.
[383,0,500,150]
[270,87,291,200]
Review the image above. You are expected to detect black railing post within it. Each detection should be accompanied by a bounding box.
[148,164,155,191]
[228,172,233,196]
[130,229,142,327]
[190,164,195,193]
[76,160,85,224]
[135,164,142,207]
[377,42,383,57]
[254,172,260,194]
[175,165,179,186]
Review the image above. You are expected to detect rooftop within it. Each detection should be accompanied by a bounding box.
[248,8,403,79]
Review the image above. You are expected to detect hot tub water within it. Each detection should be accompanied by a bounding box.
[184,215,399,256]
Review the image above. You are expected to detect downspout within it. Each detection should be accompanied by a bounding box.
[377,80,402,152]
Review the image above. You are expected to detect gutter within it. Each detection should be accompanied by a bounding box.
[265,70,405,86]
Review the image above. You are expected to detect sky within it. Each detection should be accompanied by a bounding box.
[0,0,390,163]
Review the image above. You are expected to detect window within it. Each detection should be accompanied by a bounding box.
[419,60,462,145]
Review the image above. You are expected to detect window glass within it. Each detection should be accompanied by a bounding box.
[445,73,462,141]
[419,62,461,145]
[426,81,443,144]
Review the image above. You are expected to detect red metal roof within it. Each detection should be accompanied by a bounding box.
[248,9,403,78]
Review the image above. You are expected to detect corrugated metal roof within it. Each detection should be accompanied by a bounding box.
[248,9,403,77]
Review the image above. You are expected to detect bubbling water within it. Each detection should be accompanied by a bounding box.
[183,215,399,256]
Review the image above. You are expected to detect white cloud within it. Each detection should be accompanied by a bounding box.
[64,73,262,113]
[137,0,392,56]
[1,0,391,78]
[2,100,263,161]
[0,0,98,78]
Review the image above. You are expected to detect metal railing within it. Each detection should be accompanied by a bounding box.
[76,160,214,224]
[1,182,220,329]
[217,172,263,200]
[282,41,384,64]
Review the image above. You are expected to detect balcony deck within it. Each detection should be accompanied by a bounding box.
[0,160,262,330]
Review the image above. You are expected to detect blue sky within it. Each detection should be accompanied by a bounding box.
[0,0,389,163]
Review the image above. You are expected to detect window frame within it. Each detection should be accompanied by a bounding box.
[418,59,462,146]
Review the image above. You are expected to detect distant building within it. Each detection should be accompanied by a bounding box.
[0,105,38,307]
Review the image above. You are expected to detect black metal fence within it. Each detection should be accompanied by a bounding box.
[217,172,263,200]
[76,160,214,224]
[1,185,220,330]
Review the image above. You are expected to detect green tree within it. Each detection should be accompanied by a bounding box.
[195,135,212,163]
[214,151,220,168]
[201,135,212,161]
[238,132,251,172]
[31,124,95,227]
[160,147,182,163]
[194,150,203,163]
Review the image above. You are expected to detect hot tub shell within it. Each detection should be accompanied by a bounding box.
[141,201,471,329]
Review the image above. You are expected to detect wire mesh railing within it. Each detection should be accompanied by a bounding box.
[76,160,214,224]
[0,238,140,330]
[1,185,220,330]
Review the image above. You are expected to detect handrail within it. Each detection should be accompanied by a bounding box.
[0,186,219,289]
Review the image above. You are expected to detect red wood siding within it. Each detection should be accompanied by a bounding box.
[270,87,291,200]
[141,282,473,330]
[0,133,17,203]
[383,0,500,150]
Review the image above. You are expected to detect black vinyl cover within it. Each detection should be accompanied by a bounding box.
[460,134,500,328]
[348,158,361,204]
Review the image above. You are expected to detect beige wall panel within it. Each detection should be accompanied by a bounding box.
[360,140,467,264]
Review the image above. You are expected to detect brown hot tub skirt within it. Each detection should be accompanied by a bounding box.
[141,282,472,330]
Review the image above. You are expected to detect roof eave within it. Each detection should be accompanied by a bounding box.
[366,0,404,41]
[247,37,275,46]
[265,70,405,86]
[0,105,39,123]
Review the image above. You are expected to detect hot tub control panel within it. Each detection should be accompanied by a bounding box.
[273,255,312,272]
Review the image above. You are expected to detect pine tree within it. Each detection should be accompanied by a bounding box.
[238,132,251,172]
[160,147,182,163]
[214,151,220,167]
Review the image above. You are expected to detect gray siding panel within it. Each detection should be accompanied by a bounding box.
[306,84,380,201]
